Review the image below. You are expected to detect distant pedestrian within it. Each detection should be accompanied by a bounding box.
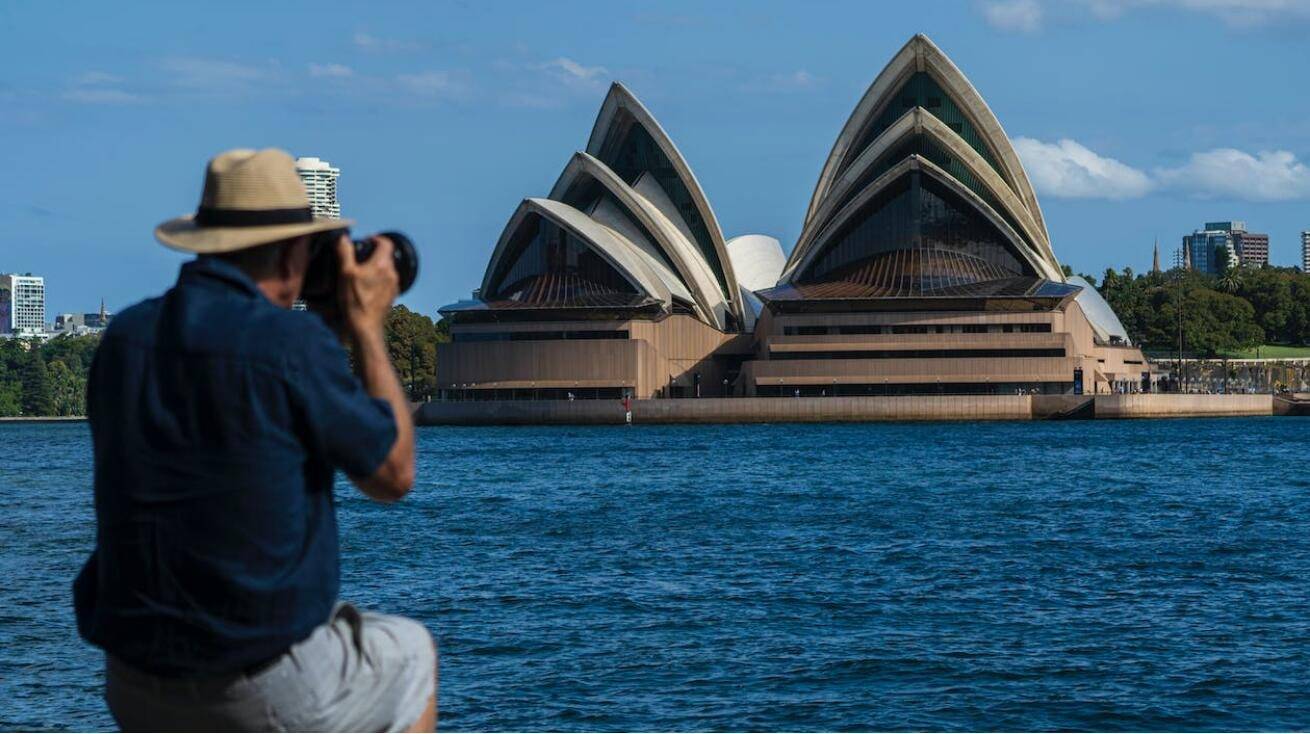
[74,149,435,731]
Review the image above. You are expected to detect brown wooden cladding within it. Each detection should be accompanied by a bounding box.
[440,300,1150,398]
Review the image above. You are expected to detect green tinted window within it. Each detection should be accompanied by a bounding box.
[844,72,1006,189]
[825,133,1036,259]
[595,110,729,296]
[489,215,637,304]
[800,170,1033,294]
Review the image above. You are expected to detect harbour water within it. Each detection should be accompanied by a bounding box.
[3,418,1309,731]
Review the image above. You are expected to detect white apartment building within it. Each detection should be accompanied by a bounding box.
[294,156,341,219]
[1302,230,1309,272]
[1,273,46,336]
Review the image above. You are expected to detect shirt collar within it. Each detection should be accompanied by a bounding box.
[178,256,264,299]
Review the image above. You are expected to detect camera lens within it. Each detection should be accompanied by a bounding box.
[372,231,419,294]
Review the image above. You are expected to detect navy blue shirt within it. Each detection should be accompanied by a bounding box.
[74,257,396,676]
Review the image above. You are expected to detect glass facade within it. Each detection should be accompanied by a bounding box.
[841,72,1008,191]
[757,381,1073,397]
[825,133,1037,259]
[1182,230,1235,275]
[593,109,730,296]
[782,322,1052,335]
[558,174,682,276]
[768,347,1066,360]
[486,214,639,306]
[798,171,1032,296]
[452,329,629,343]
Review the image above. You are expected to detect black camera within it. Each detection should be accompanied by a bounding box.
[302,229,419,301]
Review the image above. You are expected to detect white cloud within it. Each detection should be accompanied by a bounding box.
[1156,149,1310,201]
[500,91,561,109]
[538,57,609,89]
[75,71,123,86]
[162,58,268,89]
[64,70,141,104]
[1016,137,1310,202]
[62,88,141,104]
[981,0,1045,32]
[986,0,1310,28]
[308,63,354,79]
[1090,0,1310,26]
[1014,137,1154,199]
[744,70,822,93]
[353,32,422,53]
[396,70,468,98]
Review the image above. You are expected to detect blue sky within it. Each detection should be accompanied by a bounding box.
[3,0,1310,317]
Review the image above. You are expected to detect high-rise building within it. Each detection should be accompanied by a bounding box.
[0,273,46,335]
[1232,230,1269,268]
[1181,221,1267,274]
[293,157,341,311]
[1302,231,1310,272]
[294,157,341,219]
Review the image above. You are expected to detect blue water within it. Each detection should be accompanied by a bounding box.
[3,418,1310,731]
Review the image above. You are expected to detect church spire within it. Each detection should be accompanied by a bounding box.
[1152,238,1161,274]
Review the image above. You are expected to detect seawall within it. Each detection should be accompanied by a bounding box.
[1095,394,1272,419]
[416,393,1282,425]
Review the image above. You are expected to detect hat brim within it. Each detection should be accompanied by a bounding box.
[155,214,356,254]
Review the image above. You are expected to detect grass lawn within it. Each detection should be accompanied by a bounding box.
[1223,344,1310,359]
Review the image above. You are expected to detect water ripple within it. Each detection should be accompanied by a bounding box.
[2,418,1309,730]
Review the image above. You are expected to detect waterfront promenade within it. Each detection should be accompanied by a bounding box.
[417,393,1286,425]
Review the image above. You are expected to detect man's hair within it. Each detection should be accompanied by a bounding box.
[210,238,294,279]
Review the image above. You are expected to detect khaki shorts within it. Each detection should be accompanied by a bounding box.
[105,603,436,732]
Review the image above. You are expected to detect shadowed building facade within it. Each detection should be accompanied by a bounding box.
[438,35,1147,400]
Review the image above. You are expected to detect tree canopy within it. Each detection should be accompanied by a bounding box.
[1,307,452,416]
[1097,265,1310,357]
[383,305,450,402]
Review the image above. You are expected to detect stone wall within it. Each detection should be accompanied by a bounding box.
[416,394,1288,425]
[1093,394,1273,419]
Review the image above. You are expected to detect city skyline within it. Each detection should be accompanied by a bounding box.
[4,1,1310,317]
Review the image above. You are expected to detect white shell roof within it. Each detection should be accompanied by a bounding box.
[727,235,786,292]
[1069,276,1131,345]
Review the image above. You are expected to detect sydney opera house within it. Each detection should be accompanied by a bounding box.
[438,35,1147,400]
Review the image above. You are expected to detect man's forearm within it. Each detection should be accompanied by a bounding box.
[352,329,416,500]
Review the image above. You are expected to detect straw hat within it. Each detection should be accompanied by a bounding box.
[155,148,354,254]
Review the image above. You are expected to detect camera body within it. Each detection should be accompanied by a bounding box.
[301,229,419,302]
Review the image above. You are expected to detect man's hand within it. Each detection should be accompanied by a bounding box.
[337,234,400,341]
[336,233,416,503]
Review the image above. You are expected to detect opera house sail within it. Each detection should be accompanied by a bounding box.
[438,35,1147,402]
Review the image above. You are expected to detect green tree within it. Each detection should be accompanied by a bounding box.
[1214,244,1231,279]
[47,359,86,416]
[383,305,449,402]
[21,348,55,416]
[1157,286,1263,357]
[1218,266,1243,294]
[40,333,101,375]
[1236,266,1295,343]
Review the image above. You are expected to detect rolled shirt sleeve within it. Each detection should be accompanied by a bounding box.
[288,323,398,479]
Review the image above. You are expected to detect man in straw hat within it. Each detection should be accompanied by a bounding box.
[74,149,435,731]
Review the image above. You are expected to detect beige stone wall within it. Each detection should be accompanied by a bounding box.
[440,314,741,398]
[418,395,1036,424]
[1094,394,1273,418]
[438,297,1151,399]
[634,395,1034,422]
[436,339,646,391]
[415,394,1282,424]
